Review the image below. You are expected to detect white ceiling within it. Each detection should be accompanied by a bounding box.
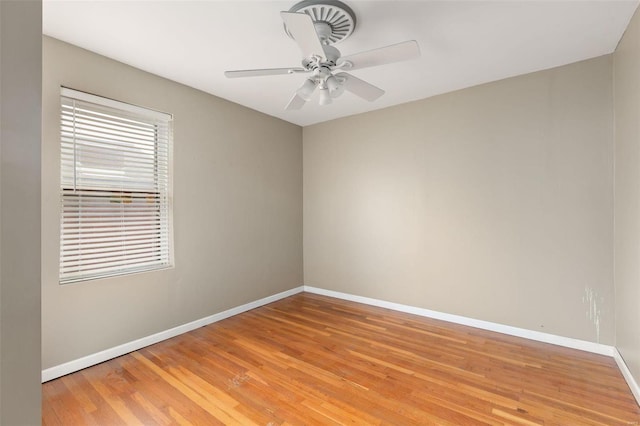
[43,0,639,127]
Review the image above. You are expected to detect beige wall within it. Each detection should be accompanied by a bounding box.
[42,37,302,369]
[304,56,614,344]
[1,1,42,423]
[614,7,640,383]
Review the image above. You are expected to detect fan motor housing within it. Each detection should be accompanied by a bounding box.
[286,0,356,45]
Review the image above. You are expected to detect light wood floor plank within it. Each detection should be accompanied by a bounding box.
[43,293,640,425]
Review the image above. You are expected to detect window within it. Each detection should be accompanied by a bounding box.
[59,88,173,284]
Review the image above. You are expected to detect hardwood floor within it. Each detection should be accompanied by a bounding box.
[43,293,640,425]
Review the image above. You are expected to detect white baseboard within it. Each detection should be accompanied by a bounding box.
[41,286,304,382]
[613,348,640,405]
[303,286,616,357]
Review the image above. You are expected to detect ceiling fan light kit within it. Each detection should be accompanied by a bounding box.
[224,0,421,110]
[296,79,317,101]
[325,74,344,98]
[319,87,332,105]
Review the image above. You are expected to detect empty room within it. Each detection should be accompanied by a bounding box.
[2,0,640,424]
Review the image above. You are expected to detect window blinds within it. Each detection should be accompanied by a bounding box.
[59,88,173,284]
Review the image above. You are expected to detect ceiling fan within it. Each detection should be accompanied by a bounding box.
[224,0,421,110]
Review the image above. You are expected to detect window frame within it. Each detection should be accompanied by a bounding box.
[59,87,174,284]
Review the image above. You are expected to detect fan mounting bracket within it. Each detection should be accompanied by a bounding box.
[285,0,356,45]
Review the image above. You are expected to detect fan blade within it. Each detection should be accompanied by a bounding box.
[337,40,420,71]
[335,72,385,102]
[285,93,307,110]
[281,12,326,61]
[225,67,307,78]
